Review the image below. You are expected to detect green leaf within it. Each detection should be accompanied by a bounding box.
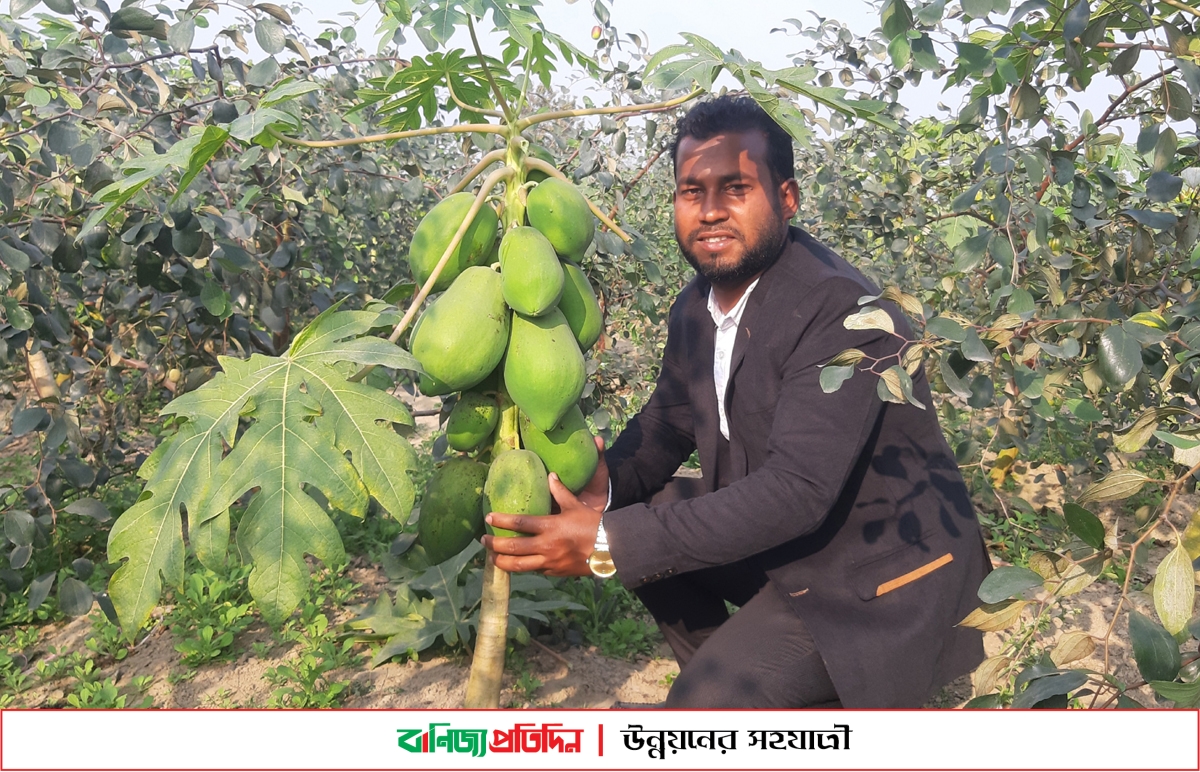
[10,0,41,18]
[2,298,33,331]
[110,306,417,629]
[1008,287,1035,319]
[58,577,93,617]
[180,306,417,623]
[0,241,31,272]
[168,17,195,52]
[24,86,50,108]
[915,0,946,24]
[64,498,112,522]
[1110,43,1141,76]
[1147,172,1183,203]
[926,316,967,342]
[1062,0,1090,43]
[109,7,157,32]
[1097,324,1141,387]
[172,126,228,204]
[4,510,36,546]
[1150,680,1200,708]
[1128,609,1182,683]
[962,0,991,17]
[246,56,280,88]
[1153,544,1195,636]
[228,108,297,142]
[888,35,911,69]
[200,281,231,318]
[254,18,286,55]
[881,0,914,40]
[977,566,1044,603]
[1122,208,1176,230]
[1063,503,1106,550]
[260,79,322,108]
[1011,671,1087,708]
[28,572,54,611]
[1077,469,1152,504]
[960,328,992,362]
[953,232,990,272]
[819,365,855,394]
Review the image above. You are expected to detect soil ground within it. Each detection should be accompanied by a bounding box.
[3,394,1189,710]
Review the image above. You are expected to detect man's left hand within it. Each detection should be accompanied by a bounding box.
[483,473,603,576]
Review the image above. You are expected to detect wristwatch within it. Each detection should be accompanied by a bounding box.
[587,516,617,579]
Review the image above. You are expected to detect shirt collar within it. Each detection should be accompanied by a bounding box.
[706,277,761,329]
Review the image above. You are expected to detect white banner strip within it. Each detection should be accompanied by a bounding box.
[2,708,1197,771]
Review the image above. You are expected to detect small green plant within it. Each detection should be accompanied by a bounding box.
[266,601,363,708]
[84,612,130,662]
[34,647,85,683]
[553,576,661,659]
[65,676,152,709]
[165,566,255,667]
[0,627,37,698]
[503,647,542,707]
[597,618,659,660]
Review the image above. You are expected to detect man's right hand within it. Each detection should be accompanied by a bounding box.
[575,435,609,512]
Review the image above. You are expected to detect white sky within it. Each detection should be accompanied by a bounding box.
[290,0,1136,130]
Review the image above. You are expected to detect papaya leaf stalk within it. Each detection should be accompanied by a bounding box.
[266,122,507,149]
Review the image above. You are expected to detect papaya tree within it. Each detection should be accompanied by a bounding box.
[1,0,900,706]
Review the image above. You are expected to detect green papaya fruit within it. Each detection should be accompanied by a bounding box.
[446,391,500,452]
[411,267,510,393]
[518,405,598,494]
[558,261,602,351]
[525,142,558,183]
[499,226,564,317]
[526,178,594,258]
[504,308,585,431]
[418,459,489,564]
[407,192,500,292]
[483,449,551,537]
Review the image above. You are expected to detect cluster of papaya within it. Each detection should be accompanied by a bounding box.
[408,171,605,564]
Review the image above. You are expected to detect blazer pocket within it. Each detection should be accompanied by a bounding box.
[850,539,953,601]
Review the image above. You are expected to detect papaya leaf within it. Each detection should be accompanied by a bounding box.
[110,305,419,629]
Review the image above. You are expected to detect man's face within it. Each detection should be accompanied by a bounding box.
[673,130,799,286]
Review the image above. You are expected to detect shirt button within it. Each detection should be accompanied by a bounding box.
[717,351,724,359]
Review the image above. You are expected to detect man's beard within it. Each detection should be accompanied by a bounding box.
[676,220,788,286]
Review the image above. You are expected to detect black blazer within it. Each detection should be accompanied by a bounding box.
[604,227,989,708]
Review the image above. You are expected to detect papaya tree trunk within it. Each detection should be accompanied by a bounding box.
[463,139,527,708]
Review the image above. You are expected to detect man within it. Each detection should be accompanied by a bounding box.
[484,95,989,708]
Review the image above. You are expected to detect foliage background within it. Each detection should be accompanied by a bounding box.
[1,0,1200,709]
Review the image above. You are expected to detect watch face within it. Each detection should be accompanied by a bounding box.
[588,549,616,579]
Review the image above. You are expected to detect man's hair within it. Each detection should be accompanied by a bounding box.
[670,95,795,183]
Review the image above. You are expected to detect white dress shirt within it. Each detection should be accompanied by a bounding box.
[602,278,760,514]
[707,278,760,441]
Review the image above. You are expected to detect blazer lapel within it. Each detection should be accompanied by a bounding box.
[725,257,782,407]
[684,283,721,493]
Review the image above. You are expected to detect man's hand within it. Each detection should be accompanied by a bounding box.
[483,473,603,576]
[574,435,609,512]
